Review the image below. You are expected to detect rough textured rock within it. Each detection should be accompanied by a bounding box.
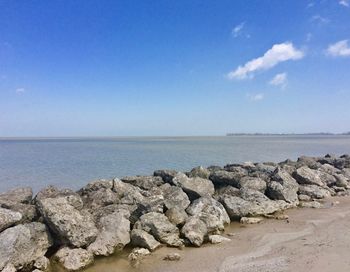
[172,173,214,199]
[208,235,231,244]
[240,217,263,224]
[130,229,161,251]
[0,187,33,204]
[296,156,322,169]
[165,208,188,226]
[298,185,331,199]
[134,212,182,247]
[163,253,181,261]
[35,186,83,209]
[128,248,150,267]
[299,201,322,209]
[0,207,22,232]
[37,196,98,247]
[154,169,178,183]
[238,177,266,192]
[266,168,299,204]
[121,176,164,190]
[186,196,230,233]
[214,186,240,198]
[0,222,52,271]
[54,247,94,271]
[82,188,119,210]
[188,166,210,179]
[34,256,50,271]
[209,170,242,187]
[2,263,16,272]
[78,179,114,195]
[112,178,145,204]
[160,184,190,210]
[334,174,349,188]
[181,216,207,247]
[298,194,311,202]
[0,202,37,223]
[87,209,130,256]
[293,166,326,187]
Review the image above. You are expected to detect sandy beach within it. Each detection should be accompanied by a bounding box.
[83,196,350,272]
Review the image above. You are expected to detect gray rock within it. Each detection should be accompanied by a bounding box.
[181,216,207,247]
[34,256,50,271]
[134,212,182,247]
[297,156,321,169]
[163,253,181,261]
[293,166,326,187]
[298,185,331,199]
[239,177,266,192]
[1,263,16,272]
[154,169,178,183]
[334,174,349,188]
[214,186,240,198]
[54,247,94,271]
[78,179,114,195]
[0,203,37,223]
[37,196,98,247]
[208,235,231,244]
[112,178,145,204]
[240,217,263,224]
[299,201,322,209]
[298,194,311,202]
[186,196,230,233]
[130,229,161,251]
[128,248,150,267]
[161,184,190,210]
[0,187,33,205]
[87,209,130,256]
[209,170,242,187]
[121,176,164,190]
[188,166,210,179]
[0,207,22,232]
[165,208,188,226]
[172,173,214,200]
[82,188,119,210]
[0,222,52,271]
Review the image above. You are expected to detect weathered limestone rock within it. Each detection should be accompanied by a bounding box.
[154,169,178,183]
[296,156,322,169]
[209,170,241,187]
[240,217,263,224]
[54,247,94,271]
[78,179,114,195]
[128,248,150,267]
[214,186,240,198]
[112,178,145,204]
[238,177,266,192]
[0,222,52,271]
[121,176,164,190]
[0,187,33,204]
[188,166,210,179]
[186,196,230,233]
[87,209,130,256]
[130,229,161,251]
[298,194,311,202]
[298,185,331,199]
[299,201,322,209]
[82,188,119,210]
[134,212,183,247]
[34,256,50,271]
[172,173,214,199]
[163,253,181,261]
[0,207,22,232]
[160,184,190,210]
[37,196,98,247]
[208,235,231,244]
[334,174,349,188]
[2,263,16,272]
[165,208,188,226]
[293,166,326,187]
[181,216,207,247]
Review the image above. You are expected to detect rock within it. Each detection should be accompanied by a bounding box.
[160,184,190,210]
[172,173,214,200]
[181,216,207,247]
[293,166,326,187]
[240,217,263,224]
[188,166,210,179]
[154,169,178,183]
[209,170,242,187]
[165,208,188,226]
[334,174,349,188]
[239,177,266,192]
[297,156,321,169]
[186,196,230,233]
[78,179,114,195]
[214,186,240,199]
[87,209,130,256]
[128,248,150,267]
[266,168,299,204]
[163,253,181,261]
[2,263,16,272]
[298,185,331,199]
[208,235,231,244]
[134,212,183,247]
[121,176,164,190]
[223,165,248,177]
[0,207,22,232]
[82,188,119,210]
[112,178,145,204]
[299,201,322,209]
[0,203,37,223]
[298,194,311,202]
[130,229,161,251]
[54,247,94,271]
[0,222,52,271]
[0,187,33,204]
[34,256,50,271]
[37,196,98,247]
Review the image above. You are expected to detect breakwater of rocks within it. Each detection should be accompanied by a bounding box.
[1,154,350,272]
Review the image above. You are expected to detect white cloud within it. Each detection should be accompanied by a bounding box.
[247,93,264,101]
[15,88,25,94]
[269,73,287,88]
[339,0,349,7]
[310,15,330,24]
[232,22,245,37]
[227,42,304,80]
[307,2,315,8]
[326,40,350,57]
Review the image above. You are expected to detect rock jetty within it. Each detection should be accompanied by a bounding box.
[1,154,350,271]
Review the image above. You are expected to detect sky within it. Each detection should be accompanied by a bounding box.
[0,0,350,137]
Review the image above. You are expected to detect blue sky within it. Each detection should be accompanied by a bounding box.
[0,0,350,136]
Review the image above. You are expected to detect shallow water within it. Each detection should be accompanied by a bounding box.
[1,135,350,192]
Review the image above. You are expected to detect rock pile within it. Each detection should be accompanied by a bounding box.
[1,154,350,271]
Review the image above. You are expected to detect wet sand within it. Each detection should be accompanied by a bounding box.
[78,197,350,272]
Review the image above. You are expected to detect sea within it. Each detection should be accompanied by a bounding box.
[1,135,350,193]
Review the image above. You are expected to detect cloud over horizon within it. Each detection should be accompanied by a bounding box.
[227,42,304,80]
[326,40,350,57]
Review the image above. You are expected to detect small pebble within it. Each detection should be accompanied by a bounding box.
[163,253,181,261]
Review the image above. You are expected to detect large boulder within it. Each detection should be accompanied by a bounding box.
[35,186,83,209]
[266,168,299,204]
[160,184,190,210]
[298,185,332,199]
[238,177,266,192]
[209,170,242,187]
[293,166,326,187]
[153,169,178,183]
[78,179,114,195]
[296,156,322,169]
[181,216,207,247]
[0,202,37,224]
[0,187,33,205]
[54,247,94,271]
[82,188,119,211]
[121,176,164,190]
[87,209,130,256]
[187,166,210,179]
[186,197,230,233]
[130,229,161,251]
[172,173,214,200]
[0,222,52,271]
[165,208,188,226]
[37,196,98,247]
[134,212,182,247]
[112,178,145,205]
[0,208,22,232]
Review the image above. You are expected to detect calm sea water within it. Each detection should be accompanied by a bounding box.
[1,136,350,193]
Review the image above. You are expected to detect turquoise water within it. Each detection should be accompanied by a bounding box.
[1,136,350,192]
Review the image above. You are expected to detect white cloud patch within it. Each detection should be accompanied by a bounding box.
[227,42,304,80]
[269,73,287,88]
[310,15,330,24]
[326,40,350,57]
[339,0,349,7]
[247,93,264,101]
[15,88,25,94]
[232,22,245,38]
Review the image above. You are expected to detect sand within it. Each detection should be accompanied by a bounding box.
[81,197,350,272]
